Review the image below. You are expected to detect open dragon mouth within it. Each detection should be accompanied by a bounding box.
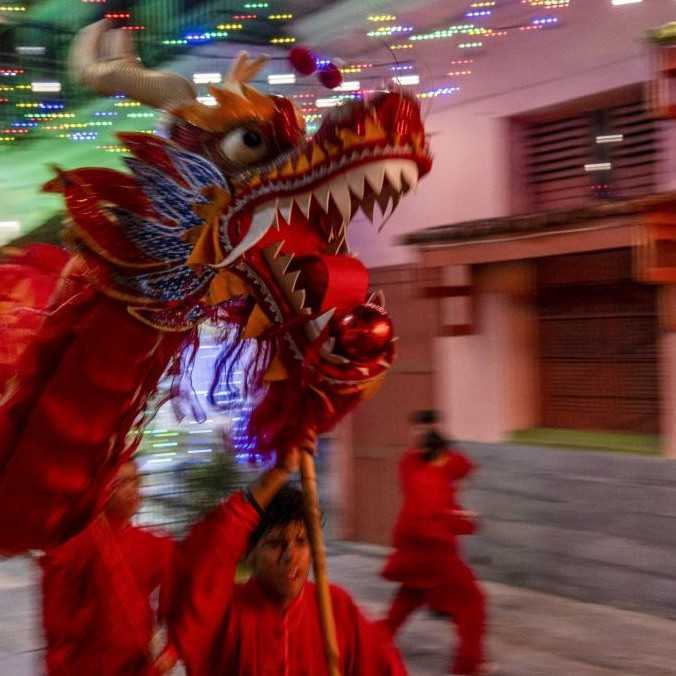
[220,92,431,268]
[209,91,431,380]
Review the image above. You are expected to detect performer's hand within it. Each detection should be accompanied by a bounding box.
[449,509,479,534]
[276,447,301,474]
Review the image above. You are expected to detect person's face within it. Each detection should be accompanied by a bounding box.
[411,421,434,445]
[105,462,141,523]
[250,521,311,605]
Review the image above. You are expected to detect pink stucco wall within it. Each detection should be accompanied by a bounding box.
[437,263,539,443]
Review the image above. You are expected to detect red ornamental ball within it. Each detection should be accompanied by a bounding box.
[318,63,343,90]
[289,46,317,76]
[335,304,394,362]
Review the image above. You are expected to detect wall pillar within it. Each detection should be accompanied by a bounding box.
[439,261,539,442]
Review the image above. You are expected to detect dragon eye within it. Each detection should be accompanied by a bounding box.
[220,126,269,165]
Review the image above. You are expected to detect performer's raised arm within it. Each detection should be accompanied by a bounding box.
[163,450,299,674]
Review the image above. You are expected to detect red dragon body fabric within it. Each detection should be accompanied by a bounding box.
[0,20,432,555]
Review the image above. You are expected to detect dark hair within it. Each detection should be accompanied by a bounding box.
[249,484,307,549]
[411,409,439,425]
[421,429,448,461]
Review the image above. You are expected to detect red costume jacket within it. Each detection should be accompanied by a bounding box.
[382,449,476,588]
[169,491,406,675]
[40,516,174,675]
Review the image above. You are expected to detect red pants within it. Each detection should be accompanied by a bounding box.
[384,561,486,675]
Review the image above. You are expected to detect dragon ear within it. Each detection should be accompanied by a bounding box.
[224,52,268,92]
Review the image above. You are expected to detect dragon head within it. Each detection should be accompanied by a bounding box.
[50,22,432,453]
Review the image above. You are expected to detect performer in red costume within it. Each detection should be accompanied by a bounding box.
[160,449,406,675]
[381,411,489,676]
[40,461,175,676]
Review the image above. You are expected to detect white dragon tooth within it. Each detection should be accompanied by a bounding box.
[292,289,307,312]
[305,307,336,339]
[346,169,366,199]
[313,183,332,213]
[367,289,386,308]
[401,162,419,191]
[294,192,312,218]
[365,162,386,195]
[329,174,352,225]
[277,197,293,224]
[263,240,285,260]
[314,307,336,333]
[276,254,293,273]
[355,366,370,376]
[263,241,294,275]
[285,269,301,292]
[319,339,350,364]
[377,358,390,368]
[216,204,275,268]
[384,162,402,192]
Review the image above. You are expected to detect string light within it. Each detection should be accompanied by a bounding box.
[417,87,460,99]
[97,144,129,153]
[367,25,413,37]
[270,37,296,44]
[193,72,222,84]
[390,43,413,50]
[267,73,296,85]
[391,75,420,87]
[368,15,396,22]
[525,0,569,6]
[459,42,483,48]
[447,70,472,76]
[16,46,46,55]
[215,23,243,30]
[269,13,292,20]
[184,31,229,41]
[410,24,478,41]
[69,132,98,141]
[31,82,62,93]
[0,5,26,11]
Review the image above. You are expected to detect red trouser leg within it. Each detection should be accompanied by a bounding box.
[384,585,426,636]
[429,561,486,675]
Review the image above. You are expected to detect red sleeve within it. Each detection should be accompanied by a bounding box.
[168,491,259,676]
[447,450,475,480]
[40,522,98,674]
[334,586,407,676]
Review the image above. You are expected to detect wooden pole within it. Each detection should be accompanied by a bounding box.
[299,433,341,676]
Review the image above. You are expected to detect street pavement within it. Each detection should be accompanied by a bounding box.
[2,544,675,675]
